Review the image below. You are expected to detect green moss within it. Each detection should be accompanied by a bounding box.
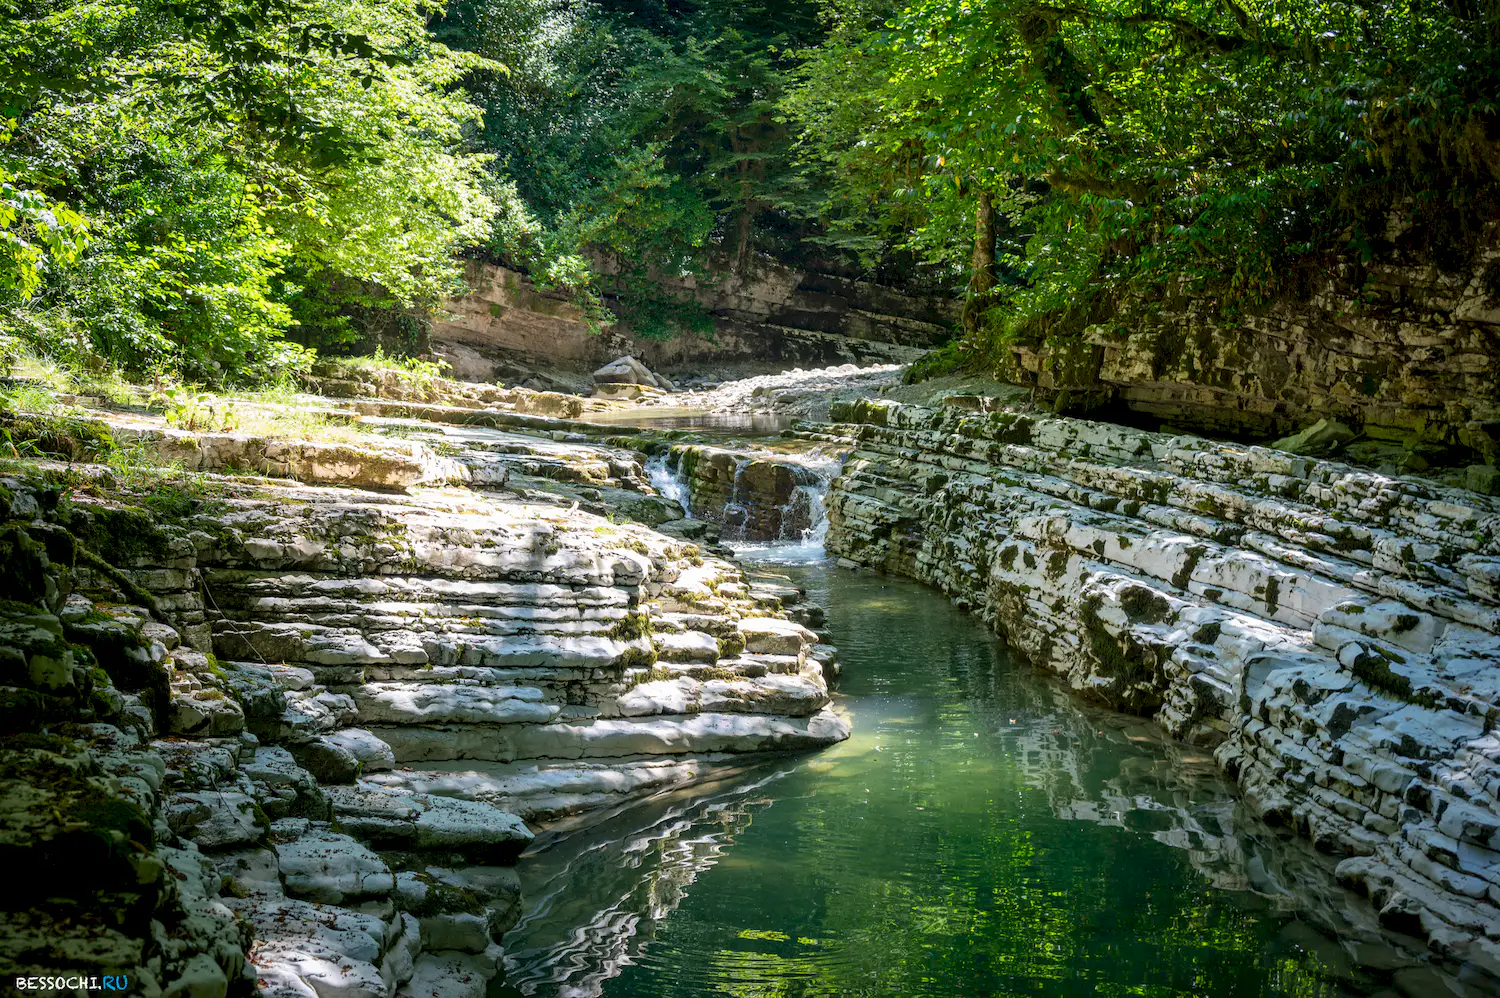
[1392,614,1421,633]
[903,341,970,384]
[69,790,154,849]
[1080,595,1155,690]
[987,413,1034,446]
[614,645,658,670]
[717,631,746,659]
[608,611,652,642]
[1193,622,1222,644]
[402,873,489,917]
[1120,586,1172,624]
[1347,645,1432,706]
[70,505,170,568]
[1264,575,1281,615]
[1,411,117,462]
[1171,545,1205,591]
[0,687,71,730]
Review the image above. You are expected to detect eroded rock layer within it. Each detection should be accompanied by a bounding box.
[0,389,846,997]
[824,397,1500,973]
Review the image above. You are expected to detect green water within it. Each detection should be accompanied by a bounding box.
[501,561,1420,998]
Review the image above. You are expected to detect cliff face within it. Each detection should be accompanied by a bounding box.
[997,227,1500,459]
[430,259,957,381]
[824,398,1500,973]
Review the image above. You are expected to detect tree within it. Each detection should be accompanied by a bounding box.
[0,0,501,381]
[437,0,832,338]
[784,0,1500,359]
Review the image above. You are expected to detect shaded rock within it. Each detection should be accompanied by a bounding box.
[287,736,362,784]
[166,791,266,850]
[655,518,712,540]
[277,830,395,905]
[227,893,400,998]
[324,784,532,863]
[1465,464,1500,496]
[397,948,503,998]
[1270,418,1355,456]
[322,728,396,773]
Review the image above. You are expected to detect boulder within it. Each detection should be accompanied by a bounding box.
[1269,418,1355,456]
[592,355,659,388]
[321,728,396,773]
[287,737,362,784]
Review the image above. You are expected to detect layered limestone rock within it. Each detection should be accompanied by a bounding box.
[430,259,956,381]
[991,226,1500,457]
[0,479,542,998]
[183,478,846,821]
[825,397,1500,973]
[0,382,848,996]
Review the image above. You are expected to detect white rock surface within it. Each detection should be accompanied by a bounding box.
[277,830,396,905]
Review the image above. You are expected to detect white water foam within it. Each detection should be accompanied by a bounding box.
[645,453,692,517]
[729,447,842,564]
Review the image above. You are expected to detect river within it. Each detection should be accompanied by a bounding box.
[497,543,1415,997]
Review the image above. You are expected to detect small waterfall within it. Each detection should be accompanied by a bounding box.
[734,447,842,562]
[645,453,691,517]
[649,443,843,562]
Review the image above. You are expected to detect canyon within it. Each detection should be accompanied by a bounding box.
[5,352,1500,997]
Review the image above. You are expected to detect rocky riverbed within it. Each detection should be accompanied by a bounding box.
[0,370,846,998]
[5,358,1500,996]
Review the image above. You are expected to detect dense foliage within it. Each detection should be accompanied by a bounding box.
[3,0,1495,381]
[1,0,500,382]
[433,0,831,338]
[784,0,1500,353]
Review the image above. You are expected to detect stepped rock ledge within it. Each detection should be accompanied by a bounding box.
[0,392,845,998]
[824,396,1500,973]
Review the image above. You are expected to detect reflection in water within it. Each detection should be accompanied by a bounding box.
[502,770,792,997]
[502,561,1438,998]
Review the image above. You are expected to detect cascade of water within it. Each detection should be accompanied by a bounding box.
[644,453,691,517]
[734,446,843,562]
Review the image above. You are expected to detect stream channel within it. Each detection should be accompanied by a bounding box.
[498,421,1449,998]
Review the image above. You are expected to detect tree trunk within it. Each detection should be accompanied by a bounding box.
[962,190,996,336]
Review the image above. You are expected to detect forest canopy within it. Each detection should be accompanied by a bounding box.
[1,0,1496,383]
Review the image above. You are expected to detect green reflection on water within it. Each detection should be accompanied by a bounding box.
[504,563,1374,998]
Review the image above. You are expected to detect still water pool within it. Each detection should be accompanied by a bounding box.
[500,559,1427,998]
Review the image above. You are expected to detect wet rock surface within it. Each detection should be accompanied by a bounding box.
[824,397,1500,980]
[0,377,847,995]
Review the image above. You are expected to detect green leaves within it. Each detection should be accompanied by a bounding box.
[0,170,88,300]
[2,0,500,382]
[784,0,1500,355]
